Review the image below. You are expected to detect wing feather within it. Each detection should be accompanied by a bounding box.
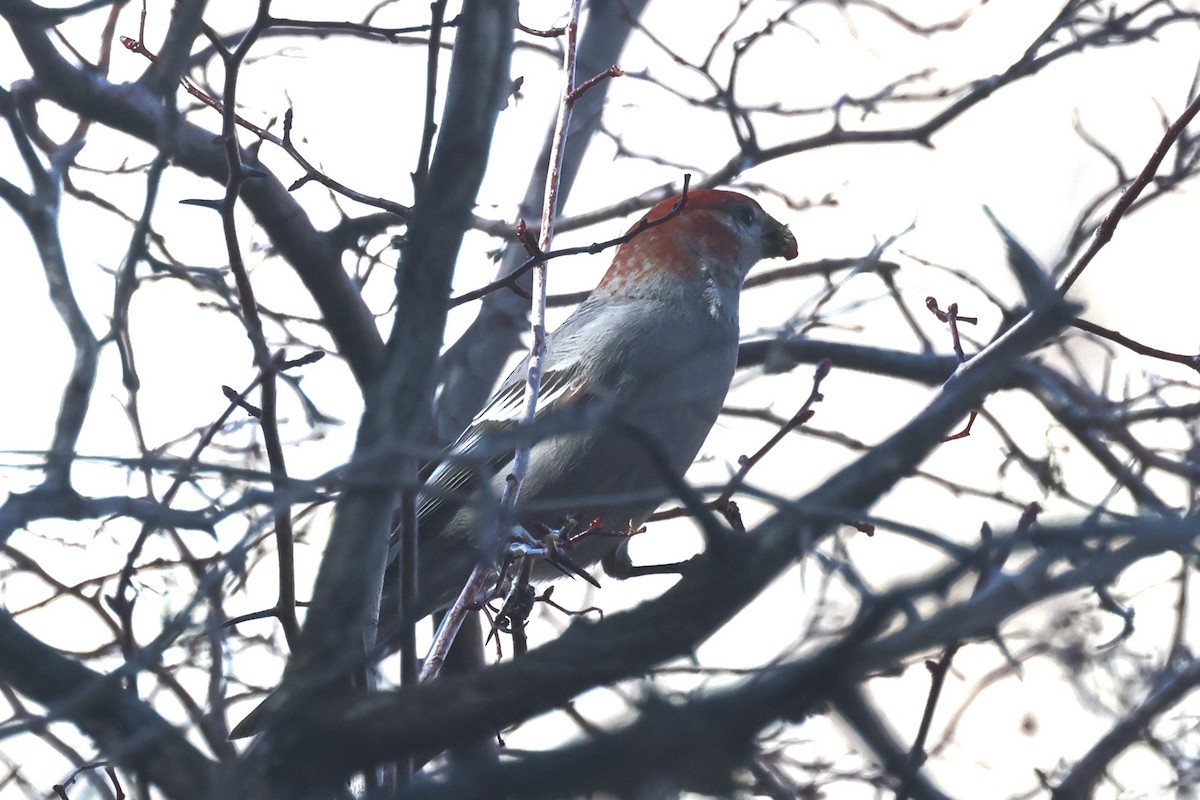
[414,356,589,526]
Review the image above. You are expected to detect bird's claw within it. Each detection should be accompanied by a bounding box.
[503,519,603,588]
[544,540,602,587]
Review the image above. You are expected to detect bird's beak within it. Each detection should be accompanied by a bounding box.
[764,218,798,260]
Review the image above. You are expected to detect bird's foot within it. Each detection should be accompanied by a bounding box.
[504,519,603,588]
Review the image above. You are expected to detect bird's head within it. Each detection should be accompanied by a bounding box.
[596,189,797,302]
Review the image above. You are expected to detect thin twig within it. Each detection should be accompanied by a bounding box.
[422,0,588,683]
[1058,88,1200,294]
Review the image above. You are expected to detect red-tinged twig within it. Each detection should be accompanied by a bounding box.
[421,566,492,683]
[568,65,624,104]
[926,298,971,363]
[563,517,610,547]
[924,296,978,327]
[507,0,585,549]
[946,303,965,363]
[1072,317,1200,375]
[1059,89,1200,294]
[424,0,587,684]
[514,216,543,259]
[927,298,980,440]
[942,411,977,442]
[717,359,831,506]
[449,174,691,308]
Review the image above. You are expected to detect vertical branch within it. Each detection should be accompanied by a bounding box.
[421,0,586,682]
[29,143,97,491]
[397,0,451,717]
[0,92,97,493]
[238,7,518,784]
[510,0,582,499]
[434,0,648,441]
[411,0,449,195]
[204,0,302,649]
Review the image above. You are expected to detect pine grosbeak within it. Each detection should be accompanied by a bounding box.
[390,188,797,623]
[229,189,794,739]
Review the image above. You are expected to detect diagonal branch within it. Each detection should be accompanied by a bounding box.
[256,281,1079,784]
[0,611,212,800]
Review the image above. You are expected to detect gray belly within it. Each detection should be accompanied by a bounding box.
[412,309,739,614]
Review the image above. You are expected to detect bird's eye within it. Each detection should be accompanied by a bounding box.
[732,206,755,227]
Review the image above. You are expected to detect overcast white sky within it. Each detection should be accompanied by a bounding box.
[2,1,1200,796]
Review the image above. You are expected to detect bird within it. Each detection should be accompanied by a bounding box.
[387,187,798,625]
[229,189,795,739]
